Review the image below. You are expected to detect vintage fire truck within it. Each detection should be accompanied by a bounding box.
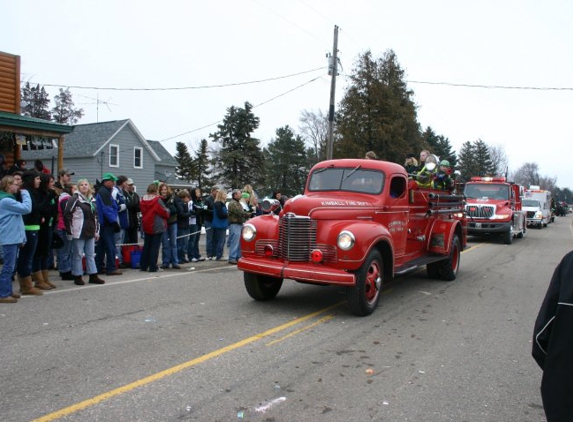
[463,176,526,244]
[237,159,467,316]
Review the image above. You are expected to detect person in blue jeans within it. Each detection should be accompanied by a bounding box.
[211,189,229,261]
[159,183,181,269]
[0,176,32,303]
[95,173,123,276]
[203,186,218,260]
[227,189,251,264]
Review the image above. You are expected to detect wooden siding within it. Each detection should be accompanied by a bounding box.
[0,52,20,114]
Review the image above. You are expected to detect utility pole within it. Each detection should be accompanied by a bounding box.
[326,25,339,160]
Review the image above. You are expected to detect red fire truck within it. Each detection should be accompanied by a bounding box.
[237,159,467,316]
[463,176,526,244]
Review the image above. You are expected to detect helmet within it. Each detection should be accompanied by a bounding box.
[440,160,451,167]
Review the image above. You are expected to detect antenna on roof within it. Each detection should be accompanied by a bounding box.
[77,93,118,122]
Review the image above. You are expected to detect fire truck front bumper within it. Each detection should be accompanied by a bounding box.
[467,221,511,234]
[238,256,356,286]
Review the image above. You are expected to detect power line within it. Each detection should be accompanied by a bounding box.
[406,80,573,91]
[32,67,325,92]
[160,76,324,142]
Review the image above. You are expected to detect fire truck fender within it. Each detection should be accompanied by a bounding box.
[426,219,464,255]
[330,221,395,270]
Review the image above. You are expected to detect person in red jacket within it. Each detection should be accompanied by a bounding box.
[139,183,170,273]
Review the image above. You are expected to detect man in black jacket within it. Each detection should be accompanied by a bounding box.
[533,249,573,421]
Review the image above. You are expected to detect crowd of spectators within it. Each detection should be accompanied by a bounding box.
[0,157,270,303]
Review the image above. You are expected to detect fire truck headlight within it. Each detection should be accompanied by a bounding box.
[491,213,510,219]
[242,224,257,242]
[338,231,355,251]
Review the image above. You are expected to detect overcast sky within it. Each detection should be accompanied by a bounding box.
[3,0,572,188]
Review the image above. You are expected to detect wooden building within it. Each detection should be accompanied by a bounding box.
[0,50,72,172]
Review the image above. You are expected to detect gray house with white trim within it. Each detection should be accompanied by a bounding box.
[21,119,180,191]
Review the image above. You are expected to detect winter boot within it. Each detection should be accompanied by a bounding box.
[18,275,43,296]
[88,274,105,284]
[0,296,18,303]
[32,271,53,290]
[42,269,57,288]
[73,275,85,286]
[60,271,74,281]
[11,291,21,299]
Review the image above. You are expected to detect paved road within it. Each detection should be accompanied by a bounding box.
[1,216,571,421]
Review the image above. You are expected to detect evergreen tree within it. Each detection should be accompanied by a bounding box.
[174,141,194,182]
[263,126,308,197]
[51,88,84,124]
[422,126,457,166]
[457,139,495,182]
[456,141,478,183]
[335,50,423,162]
[21,82,51,120]
[210,102,264,189]
[194,139,214,190]
[473,139,495,176]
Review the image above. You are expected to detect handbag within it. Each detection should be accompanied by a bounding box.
[51,232,64,249]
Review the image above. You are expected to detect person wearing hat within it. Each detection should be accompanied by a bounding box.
[433,160,454,191]
[404,153,419,174]
[365,151,377,160]
[56,168,74,189]
[95,172,122,276]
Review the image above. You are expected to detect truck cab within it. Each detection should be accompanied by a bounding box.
[238,159,466,316]
[464,176,526,244]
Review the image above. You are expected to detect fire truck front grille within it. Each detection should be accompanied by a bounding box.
[278,214,317,262]
[465,205,495,218]
[255,239,278,256]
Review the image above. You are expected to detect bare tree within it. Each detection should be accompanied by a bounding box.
[488,144,509,177]
[299,109,328,162]
[511,162,556,190]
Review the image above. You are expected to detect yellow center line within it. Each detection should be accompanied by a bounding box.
[32,301,345,422]
[266,314,335,346]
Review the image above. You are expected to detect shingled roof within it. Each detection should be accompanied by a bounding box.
[147,140,178,166]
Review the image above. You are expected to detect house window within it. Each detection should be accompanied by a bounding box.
[109,144,119,167]
[134,147,143,168]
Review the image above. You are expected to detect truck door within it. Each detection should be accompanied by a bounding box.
[385,175,409,261]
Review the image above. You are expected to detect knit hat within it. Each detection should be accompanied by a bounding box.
[440,160,451,167]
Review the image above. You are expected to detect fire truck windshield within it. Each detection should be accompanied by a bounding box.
[308,167,385,194]
[464,183,509,200]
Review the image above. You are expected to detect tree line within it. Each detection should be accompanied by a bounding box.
[21,52,569,202]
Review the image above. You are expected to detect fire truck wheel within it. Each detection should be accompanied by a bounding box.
[244,272,283,301]
[503,227,513,245]
[427,234,461,281]
[347,250,383,316]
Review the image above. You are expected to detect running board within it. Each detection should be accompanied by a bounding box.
[394,255,447,276]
